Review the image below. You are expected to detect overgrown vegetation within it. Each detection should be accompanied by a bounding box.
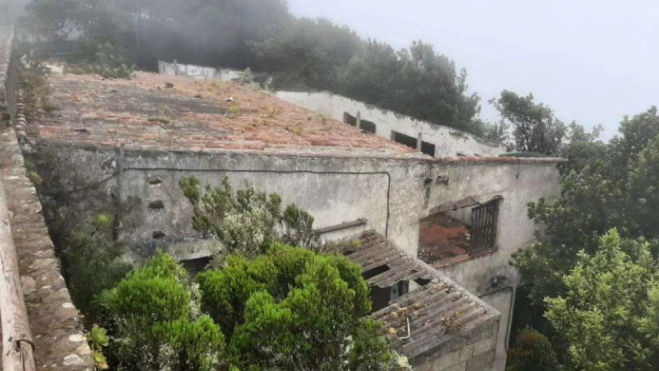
[98,252,225,371]
[510,106,659,369]
[92,246,407,370]
[18,58,57,121]
[180,176,317,260]
[507,328,560,371]
[543,230,659,370]
[65,40,135,79]
[22,0,496,137]
[491,90,603,157]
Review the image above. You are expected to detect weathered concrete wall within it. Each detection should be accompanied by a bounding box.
[425,162,561,368]
[413,317,499,371]
[41,145,432,261]
[158,61,245,82]
[1,26,93,370]
[275,91,508,157]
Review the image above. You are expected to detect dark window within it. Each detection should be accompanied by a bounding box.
[181,256,211,276]
[361,119,377,134]
[343,112,357,126]
[421,141,436,156]
[471,198,501,253]
[391,131,417,149]
[370,286,391,312]
[363,265,390,280]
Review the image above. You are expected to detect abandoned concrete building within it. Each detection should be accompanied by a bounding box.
[159,61,508,157]
[0,28,563,370]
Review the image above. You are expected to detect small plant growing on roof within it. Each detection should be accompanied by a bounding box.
[440,311,464,334]
[228,105,241,118]
[147,117,171,124]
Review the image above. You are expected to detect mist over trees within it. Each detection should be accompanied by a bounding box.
[22,0,494,136]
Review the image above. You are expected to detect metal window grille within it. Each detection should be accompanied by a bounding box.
[471,198,501,252]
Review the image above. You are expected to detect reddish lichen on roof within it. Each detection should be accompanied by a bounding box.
[34,70,423,158]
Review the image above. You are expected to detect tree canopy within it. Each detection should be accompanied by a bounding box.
[23,0,492,137]
[545,230,659,371]
[97,246,405,370]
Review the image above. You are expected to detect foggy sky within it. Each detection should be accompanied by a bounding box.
[289,0,659,139]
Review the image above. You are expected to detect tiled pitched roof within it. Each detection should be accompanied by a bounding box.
[27,67,567,164]
[31,70,424,158]
[343,231,500,360]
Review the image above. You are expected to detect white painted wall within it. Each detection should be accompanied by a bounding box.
[158,61,244,82]
[275,91,508,157]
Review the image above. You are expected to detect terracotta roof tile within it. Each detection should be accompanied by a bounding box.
[32,70,426,158]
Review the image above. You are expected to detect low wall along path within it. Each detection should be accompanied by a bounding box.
[0,26,93,370]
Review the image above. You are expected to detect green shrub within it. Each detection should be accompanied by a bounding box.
[197,244,392,370]
[180,176,317,259]
[67,39,134,79]
[60,222,131,324]
[99,252,225,371]
[507,327,560,371]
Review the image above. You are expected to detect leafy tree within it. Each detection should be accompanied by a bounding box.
[197,244,400,370]
[513,107,659,305]
[490,91,567,155]
[338,40,481,133]
[252,18,362,90]
[99,252,225,371]
[23,0,290,69]
[545,230,659,371]
[180,176,317,259]
[507,327,560,371]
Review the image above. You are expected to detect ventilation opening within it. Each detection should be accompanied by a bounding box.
[148,178,163,185]
[152,231,166,239]
[421,141,436,157]
[391,131,417,149]
[148,200,165,210]
[370,286,391,312]
[181,256,211,276]
[414,278,432,287]
[361,119,376,134]
[363,265,389,280]
[343,112,357,126]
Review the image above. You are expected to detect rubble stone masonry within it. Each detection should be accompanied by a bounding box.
[0,25,93,370]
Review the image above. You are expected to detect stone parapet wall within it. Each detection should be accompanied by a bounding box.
[0,25,93,370]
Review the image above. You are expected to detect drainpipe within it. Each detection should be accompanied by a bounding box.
[356,111,361,130]
[417,132,423,152]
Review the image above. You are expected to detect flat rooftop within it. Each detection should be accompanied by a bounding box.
[33,69,424,158]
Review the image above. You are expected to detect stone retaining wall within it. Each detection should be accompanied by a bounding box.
[0,25,93,370]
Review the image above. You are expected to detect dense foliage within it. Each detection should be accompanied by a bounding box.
[491,90,603,157]
[510,106,659,369]
[60,215,131,323]
[514,106,659,306]
[99,252,225,371]
[180,176,317,259]
[507,328,560,371]
[96,246,404,370]
[337,41,481,134]
[198,245,400,370]
[545,230,659,370]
